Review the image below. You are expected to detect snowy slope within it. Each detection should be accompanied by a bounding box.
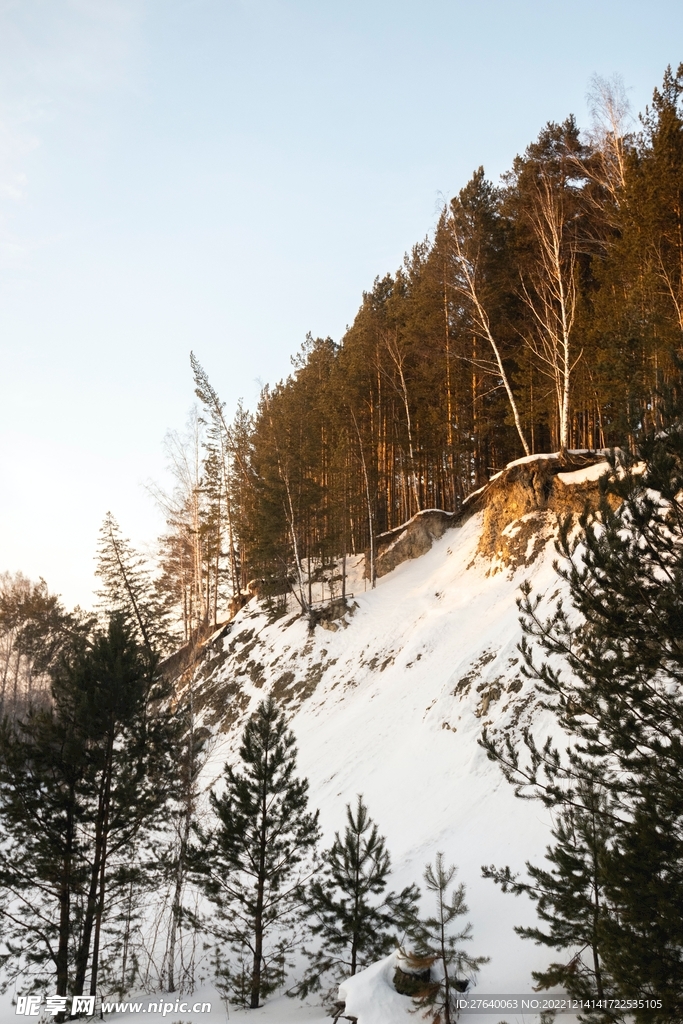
[1,470,593,1024]
[191,494,577,1015]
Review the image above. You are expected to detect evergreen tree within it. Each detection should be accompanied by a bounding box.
[0,613,176,1000]
[95,513,174,655]
[404,853,488,1024]
[195,696,320,1008]
[0,572,93,720]
[483,412,683,1021]
[0,675,88,997]
[297,795,419,1001]
[69,614,177,998]
[482,780,614,1006]
[172,62,683,603]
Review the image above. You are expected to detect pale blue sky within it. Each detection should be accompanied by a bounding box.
[1,0,682,608]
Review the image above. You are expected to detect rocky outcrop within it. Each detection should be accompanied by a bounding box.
[307,596,358,632]
[367,508,461,579]
[476,451,613,569]
[363,452,613,581]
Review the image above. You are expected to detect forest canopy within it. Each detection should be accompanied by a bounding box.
[138,65,683,633]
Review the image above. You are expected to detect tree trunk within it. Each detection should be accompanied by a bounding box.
[56,789,75,999]
[89,733,115,998]
[450,224,531,458]
[350,410,375,588]
[440,888,452,1024]
[384,331,421,513]
[251,737,270,1008]
[120,881,134,994]
[443,272,456,508]
[74,730,114,997]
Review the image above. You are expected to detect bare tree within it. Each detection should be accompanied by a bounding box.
[148,408,211,636]
[261,386,309,614]
[586,73,632,206]
[191,353,242,603]
[350,408,376,589]
[520,169,581,453]
[382,329,422,512]
[447,212,531,456]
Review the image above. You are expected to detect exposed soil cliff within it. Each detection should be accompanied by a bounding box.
[364,451,611,581]
[475,451,611,570]
[368,509,460,578]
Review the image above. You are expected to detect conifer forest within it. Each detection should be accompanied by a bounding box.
[1,63,683,1024]
[154,64,683,632]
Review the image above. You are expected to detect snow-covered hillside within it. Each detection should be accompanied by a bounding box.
[0,458,603,1024]
[184,456,608,1021]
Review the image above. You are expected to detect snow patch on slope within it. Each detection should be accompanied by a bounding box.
[339,953,414,1023]
[557,461,610,485]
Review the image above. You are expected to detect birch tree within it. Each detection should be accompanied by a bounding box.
[507,119,589,453]
[520,168,580,452]
[448,171,531,457]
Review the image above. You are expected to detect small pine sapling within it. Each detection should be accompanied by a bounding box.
[298,795,419,1003]
[405,853,488,1024]
[195,696,320,1009]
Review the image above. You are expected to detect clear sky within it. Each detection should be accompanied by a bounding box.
[1,0,682,609]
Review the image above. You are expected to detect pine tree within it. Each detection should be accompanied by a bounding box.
[483,412,683,1021]
[95,513,174,655]
[0,613,176,1001]
[65,613,177,999]
[195,696,320,1008]
[404,853,488,1024]
[0,572,92,719]
[186,61,683,599]
[482,780,614,1005]
[297,795,419,1001]
[0,677,88,998]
